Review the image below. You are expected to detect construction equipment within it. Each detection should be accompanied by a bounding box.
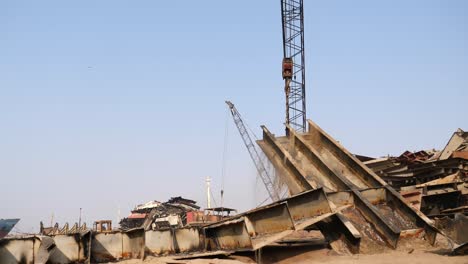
[225,101,280,201]
[281,0,307,133]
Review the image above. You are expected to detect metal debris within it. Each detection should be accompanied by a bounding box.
[257,120,439,253]
[362,129,468,219]
[120,196,202,230]
[204,188,347,252]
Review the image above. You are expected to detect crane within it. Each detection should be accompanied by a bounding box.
[281,0,306,133]
[225,101,281,201]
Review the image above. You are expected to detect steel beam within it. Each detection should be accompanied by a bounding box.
[204,188,349,251]
[257,120,441,251]
[260,125,400,248]
[257,127,314,194]
[305,120,438,244]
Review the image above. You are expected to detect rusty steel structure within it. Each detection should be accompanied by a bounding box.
[226,101,280,201]
[204,188,358,253]
[281,0,307,132]
[2,122,465,263]
[257,120,442,252]
[0,187,363,263]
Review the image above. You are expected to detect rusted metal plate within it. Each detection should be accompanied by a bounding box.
[205,188,346,252]
[316,213,361,254]
[174,227,201,253]
[261,127,349,192]
[435,214,468,248]
[384,187,438,245]
[399,228,425,239]
[245,203,294,236]
[257,130,314,194]
[360,188,386,205]
[36,236,55,264]
[400,189,423,210]
[205,218,253,251]
[327,191,354,207]
[0,237,37,264]
[91,231,123,262]
[49,233,88,264]
[0,235,54,264]
[352,190,401,249]
[286,189,332,228]
[302,121,386,189]
[145,229,175,255]
[245,203,295,250]
[452,151,468,160]
[122,228,145,259]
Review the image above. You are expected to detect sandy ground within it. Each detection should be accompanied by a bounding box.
[107,233,467,264]
[110,248,467,264]
[256,248,468,264]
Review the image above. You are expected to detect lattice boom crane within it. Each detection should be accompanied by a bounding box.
[281,0,307,133]
[225,101,280,201]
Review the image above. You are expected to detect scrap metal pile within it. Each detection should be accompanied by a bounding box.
[119,196,200,230]
[362,129,468,218]
[1,121,466,264]
[257,120,445,254]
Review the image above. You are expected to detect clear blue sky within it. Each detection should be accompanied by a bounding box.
[1,1,466,233]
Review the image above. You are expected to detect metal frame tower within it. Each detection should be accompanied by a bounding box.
[281,0,306,132]
[225,101,280,201]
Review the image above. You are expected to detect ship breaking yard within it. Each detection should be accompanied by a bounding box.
[1,1,467,264]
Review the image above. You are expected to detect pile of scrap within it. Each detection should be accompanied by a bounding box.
[2,123,466,263]
[366,153,467,189]
[0,189,340,263]
[365,128,468,188]
[204,188,354,253]
[120,196,201,230]
[399,172,467,217]
[120,200,161,229]
[256,120,449,254]
[433,213,468,255]
[362,129,468,218]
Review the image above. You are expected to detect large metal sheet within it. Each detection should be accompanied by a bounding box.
[49,234,86,264]
[287,188,332,226]
[0,237,36,264]
[204,188,342,251]
[327,191,354,207]
[205,218,253,251]
[174,227,201,253]
[145,229,175,255]
[91,232,123,262]
[122,228,145,259]
[245,203,294,236]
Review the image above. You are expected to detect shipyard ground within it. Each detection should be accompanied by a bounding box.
[112,236,467,264]
[113,250,467,264]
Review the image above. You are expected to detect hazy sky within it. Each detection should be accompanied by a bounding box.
[1,1,467,233]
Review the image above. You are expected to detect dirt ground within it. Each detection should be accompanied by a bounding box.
[111,248,467,264]
[108,232,467,264]
[255,248,468,264]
